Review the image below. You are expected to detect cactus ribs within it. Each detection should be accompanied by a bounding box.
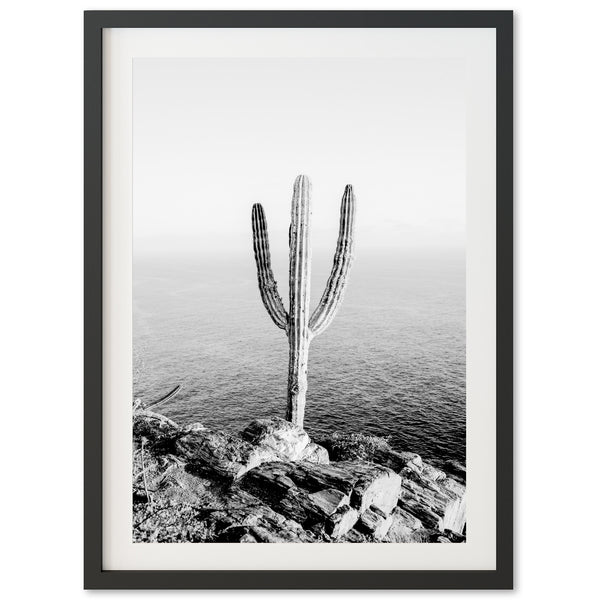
[251,175,356,428]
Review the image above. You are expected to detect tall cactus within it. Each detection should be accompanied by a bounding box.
[251,175,356,427]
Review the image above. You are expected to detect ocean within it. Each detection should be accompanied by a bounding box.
[133,250,465,465]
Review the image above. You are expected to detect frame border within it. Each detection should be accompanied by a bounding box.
[84,10,513,590]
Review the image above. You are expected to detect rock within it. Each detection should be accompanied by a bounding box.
[325,505,359,539]
[133,411,180,451]
[309,488,349,515]
[239,462,329,527]
[241,417,310,460]
[439,478,466,534]
[394,506,423,530]
[215,526,259,543]
[247,523,309,543]
[201,489,316,543]
[238,459,403,533]
[132,410,467,543]
[299,442,329,464]
[286,461,356,495]
[384,507,424,543]
[182,422,207,434]
[355,506,394,539]
[345,462,403,515]
[399,472,466,534]
[341,528,369,543]
[443,529,466,543]
[443,460,466,484]
[372,447,424,474]
[175,430,280,480]
[289,461,402,516]
[421,462,446,482]
[149,462,213,504]
[400,495,443,530]
[401,452,424,474]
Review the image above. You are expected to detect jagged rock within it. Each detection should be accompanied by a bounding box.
[401,452,424,474]
[443,529,466,543]
[299,442,329,464]
[355,505,394,539]
[238,459,403,532]
[422,463,446,482]
[239,462,328,527]
[288,461,402,516]
[182,422,207,434]
[439,478,466,533]
[286,461,356,495]
[399,471,466,534]
[443,460,466,484]
[325,505,359,539]
[133,411,180,451]
[400,495,443,530]
[309,488,349,515]
[384,506,424,542]
[345,462,403,515]
[247,523,310,543]
[132,411,467,544]
[142,461,214,505]
[341,528,369,543]
[241,417,310,460]
[195,489,316,543]
[216,526,258,543]
[175,430,280,480]
[206,489,303,538]
[372,447,424,474]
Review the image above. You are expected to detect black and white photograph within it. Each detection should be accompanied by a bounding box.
[131,55,467,544]
[5,0,600,595]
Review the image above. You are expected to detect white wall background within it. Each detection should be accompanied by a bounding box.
[1,0,599,598]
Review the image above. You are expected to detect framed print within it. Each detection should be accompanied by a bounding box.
[84,10,513,589]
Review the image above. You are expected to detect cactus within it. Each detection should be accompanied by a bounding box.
[251,175,356,427]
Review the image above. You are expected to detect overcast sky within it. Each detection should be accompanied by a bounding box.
[133,57,465,258]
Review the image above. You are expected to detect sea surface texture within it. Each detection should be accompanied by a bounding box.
[133,251,465,464]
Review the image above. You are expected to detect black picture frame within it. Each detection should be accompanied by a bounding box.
[84,10,513,590]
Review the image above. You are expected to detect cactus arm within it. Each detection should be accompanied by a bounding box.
[286,175,312,426]
[308,184,356,337]
[251,176,356,428]
[251,203,288,330]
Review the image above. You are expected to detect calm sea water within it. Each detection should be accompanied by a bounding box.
[133,250,465,464]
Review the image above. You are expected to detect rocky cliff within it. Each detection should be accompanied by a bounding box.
[133,410,466,543]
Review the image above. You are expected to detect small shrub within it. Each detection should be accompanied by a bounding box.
[316,431,391,462]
